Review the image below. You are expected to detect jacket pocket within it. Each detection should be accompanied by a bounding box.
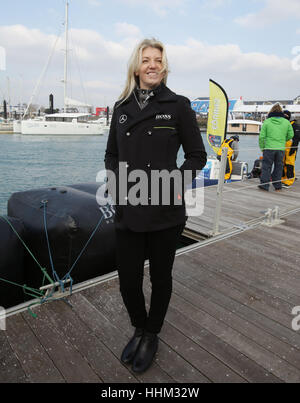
[153,126,177,133]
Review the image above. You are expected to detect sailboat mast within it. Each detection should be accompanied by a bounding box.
[63,1,69,112]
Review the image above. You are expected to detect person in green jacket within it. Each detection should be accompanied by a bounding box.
[258,103,294,191]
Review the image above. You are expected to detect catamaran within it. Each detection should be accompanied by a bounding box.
[21,112,109,136]
[21,1,109,136]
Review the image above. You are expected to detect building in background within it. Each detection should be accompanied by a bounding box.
[191,96,300,118]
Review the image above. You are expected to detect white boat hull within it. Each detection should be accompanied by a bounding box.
[21,119,106,135]
[13,120,22,133]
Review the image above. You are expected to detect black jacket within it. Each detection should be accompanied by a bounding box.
[104,83,207,232]
[289,120,300,156]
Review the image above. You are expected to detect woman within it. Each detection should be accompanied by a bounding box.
[105,38,207,373]
[259,103,294,191]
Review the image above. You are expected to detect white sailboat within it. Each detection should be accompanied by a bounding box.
[21,1,108,136]
[21,112,108,135]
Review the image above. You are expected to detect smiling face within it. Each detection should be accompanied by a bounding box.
[135,47,165,90]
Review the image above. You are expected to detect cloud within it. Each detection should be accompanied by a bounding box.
[114,22,142,39]
[87,0,101,6]
[118,0,188,16]
[85,80,120,90]
[201,0,232,9]
[1,24,298,109]
[166,38,297,100]
[235,0,300,28]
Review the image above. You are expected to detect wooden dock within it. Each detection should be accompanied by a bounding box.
[1,175,300,383]
[186,173,300,237]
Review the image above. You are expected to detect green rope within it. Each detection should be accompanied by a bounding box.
[0,215,57,317]
[0,207,103,317]
[0,277,44,298]
[0,276,46,318]
[0,275,68,318]
[0,216,54,286]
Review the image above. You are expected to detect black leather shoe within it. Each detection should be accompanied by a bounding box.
[121,328,144,364]
[132,331,158,373]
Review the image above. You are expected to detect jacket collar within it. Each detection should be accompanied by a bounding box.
[119,82,177,107]
[268,112,285,118]
[116,83,177,132]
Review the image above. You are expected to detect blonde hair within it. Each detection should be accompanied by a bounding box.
[269,103,283,114]
[119,38,169,102]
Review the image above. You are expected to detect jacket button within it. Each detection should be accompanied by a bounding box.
[147,163,151,168]
[126,132,131,136]
[147,131,152,136]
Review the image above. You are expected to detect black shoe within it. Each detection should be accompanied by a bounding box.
[121,328,144,364]
[258,185,269,191]
[132,331,158,373]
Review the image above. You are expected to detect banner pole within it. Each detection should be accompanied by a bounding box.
[212,147,228,236]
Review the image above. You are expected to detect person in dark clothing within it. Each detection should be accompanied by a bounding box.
[105,38,207,373]
[282,110,300,187]
[217,135,239,181]
[250,156,263,178]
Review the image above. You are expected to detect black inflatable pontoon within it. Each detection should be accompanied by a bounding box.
[0,216,25,308]
[6,182,116,298]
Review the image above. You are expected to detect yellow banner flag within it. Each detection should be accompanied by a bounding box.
[207,79,229,154]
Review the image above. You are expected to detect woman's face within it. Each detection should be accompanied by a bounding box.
[135,47,164,90]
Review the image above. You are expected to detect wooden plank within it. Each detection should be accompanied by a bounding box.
[0,325,27,383]
[4,313,64,383]
[249,222,300,252]
[193,235,300,303]
[164,305,282,383]
[43,299,137,383]
[141,277,250,383]
[181,236,300,321]
[187,176,300,237]
[81,280,211,383]
[174,254,300,350]
[23,305,101,383]
[69,292,175,383]
[219,235,300,294]
[172,259,300,370]
[236,229,300,281]
[169,284,300,383]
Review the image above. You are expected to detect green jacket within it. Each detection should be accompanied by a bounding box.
[259,117,294,151]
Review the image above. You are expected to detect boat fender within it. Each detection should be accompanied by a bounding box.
[0,216,26,308]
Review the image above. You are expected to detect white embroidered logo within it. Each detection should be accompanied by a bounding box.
[155,114,171,120]
[119,115,127,124]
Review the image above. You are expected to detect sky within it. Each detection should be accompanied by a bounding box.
[0,0,300,109]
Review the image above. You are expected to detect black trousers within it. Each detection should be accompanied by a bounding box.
[115,223,185,334]
[260,149,284,190]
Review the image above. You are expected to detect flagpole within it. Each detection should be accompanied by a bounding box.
[63,1,69,112]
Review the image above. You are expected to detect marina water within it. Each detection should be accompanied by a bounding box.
[1,133,299,215]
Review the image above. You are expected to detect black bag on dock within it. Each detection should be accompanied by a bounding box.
[8,183,116,291]
[0,216,25,308]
